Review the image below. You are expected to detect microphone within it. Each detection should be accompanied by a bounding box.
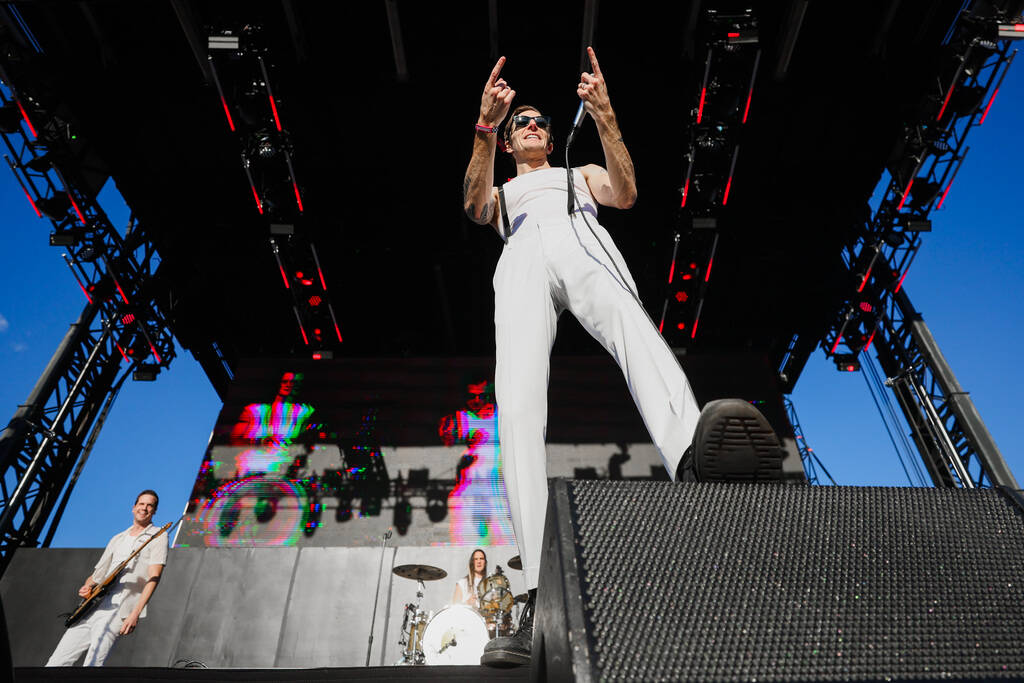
[566,100,587,148]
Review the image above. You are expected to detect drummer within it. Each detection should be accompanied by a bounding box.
[451,549,488,608]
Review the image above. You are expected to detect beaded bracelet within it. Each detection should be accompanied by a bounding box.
[475,123,498,134]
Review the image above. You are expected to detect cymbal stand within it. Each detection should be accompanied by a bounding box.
[365,527,393,666]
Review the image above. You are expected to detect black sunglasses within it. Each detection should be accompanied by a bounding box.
[512,114,551,129]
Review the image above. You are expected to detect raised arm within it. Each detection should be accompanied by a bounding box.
[464,57,516,229]
[577,47,637,209]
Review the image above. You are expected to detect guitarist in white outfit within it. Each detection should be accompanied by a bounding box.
[46,490,167,667]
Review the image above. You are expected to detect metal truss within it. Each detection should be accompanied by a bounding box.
[0,21,176,574]
[784,3,1022,489]
[659,8,760,344]
[783,397,835,486]
[202,24,343,358]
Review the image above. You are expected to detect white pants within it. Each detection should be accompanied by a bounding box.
[493,214,700,589]
[46,598,122,667]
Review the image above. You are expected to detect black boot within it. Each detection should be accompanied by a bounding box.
[480,589,535,666]
[688,398,784,482]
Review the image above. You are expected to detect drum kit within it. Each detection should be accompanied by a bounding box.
[394,555,527,666]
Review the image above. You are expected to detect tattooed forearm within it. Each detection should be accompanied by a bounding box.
[462,175,471,203]
[479,200,494,224]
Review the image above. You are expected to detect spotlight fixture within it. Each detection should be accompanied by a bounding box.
[36,195,72,221]
[833,353,861,373]
[49,230,78,247]
[426,484,448,523]
[132,364,160,381]
[393,497,413,535]
[996,22,1024,40]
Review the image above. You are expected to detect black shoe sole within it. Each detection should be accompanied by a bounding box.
[694,399,784,481]
[480,648,530,667]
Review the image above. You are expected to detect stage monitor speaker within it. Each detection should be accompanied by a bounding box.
[535,481,1024,681]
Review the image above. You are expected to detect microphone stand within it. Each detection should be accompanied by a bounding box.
[365,527,393,666]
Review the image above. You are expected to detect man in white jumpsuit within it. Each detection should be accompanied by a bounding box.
[46,490,167,667]
[463,48,783,666]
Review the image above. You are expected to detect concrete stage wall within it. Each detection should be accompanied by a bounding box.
[1,545,526,668]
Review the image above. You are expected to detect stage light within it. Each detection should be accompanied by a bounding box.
[311,350,333,360]
[207,33,240,51]
[426,484,448,523]
[49,230,78,247]
[393,497,413,535]
[901,218,932,232]
[995,23,1024,39]
[36,195,71,220]
[833,353,860,372]
[132,364,160,381]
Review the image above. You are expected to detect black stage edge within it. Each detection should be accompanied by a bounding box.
[13,664,528,681]
[535,481,1024,682]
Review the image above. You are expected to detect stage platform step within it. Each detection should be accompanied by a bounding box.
[14,665,529,681]
[537,481,1024,681]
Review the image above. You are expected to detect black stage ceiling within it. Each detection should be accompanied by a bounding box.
[4,1,965,394]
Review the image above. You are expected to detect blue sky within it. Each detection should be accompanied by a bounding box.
[2,66,1022,549]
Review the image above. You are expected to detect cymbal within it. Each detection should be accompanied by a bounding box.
[392,564,448,581]
[507,555,522,570]
[513,593,529,604]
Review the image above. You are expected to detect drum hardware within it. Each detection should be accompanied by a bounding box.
[393,565,447,666]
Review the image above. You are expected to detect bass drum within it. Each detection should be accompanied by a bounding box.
[421,605,489,665]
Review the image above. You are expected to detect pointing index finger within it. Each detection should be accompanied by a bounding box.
[587,47,602,77]
[487,56,506,87]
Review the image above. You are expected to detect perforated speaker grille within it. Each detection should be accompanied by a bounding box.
[561,482,1024,681]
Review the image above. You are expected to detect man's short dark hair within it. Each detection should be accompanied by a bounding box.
[136,489,159,511]
[503,104,555,152]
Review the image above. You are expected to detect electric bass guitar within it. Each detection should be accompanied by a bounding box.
[64,521,173,628]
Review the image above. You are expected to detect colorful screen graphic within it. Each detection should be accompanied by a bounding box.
[438,381,513,546]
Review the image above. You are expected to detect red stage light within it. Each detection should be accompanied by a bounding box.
[251,186,263,214]
[148,342,162,364]
[68,194,87,225]
[121,313,136,325]
[219,95,236,132]
[292,180,304,212]
[680,178,690,208]
[830,334,843,354]
[682,273,693,280]
[22,188,40,218]
[309,295,322,306]
[980,87,999,125]
[668,256,677,284]
[697,87,707,123]
[115,343,129,362]
[675,291,688,302]
[937,180,954,210]
[295,271,304,278]
[858,301,873,313]
[727,32,739,38]
[896,178,914,211]
[278,264,290,289]
[269,96,282,132]
[677,322,686,330]
[16,100,36,138]
[690,262,697,269]
[705,257,714,282]
[312,352,322,360]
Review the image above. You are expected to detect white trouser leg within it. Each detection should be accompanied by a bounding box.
[46,603,121,667]
[562,217,701,475]
[493,231,559,591]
